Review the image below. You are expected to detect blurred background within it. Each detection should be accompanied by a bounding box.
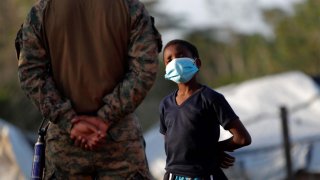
[0,0,319,179]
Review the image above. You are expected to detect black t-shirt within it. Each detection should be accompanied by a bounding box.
[159,85,238,177]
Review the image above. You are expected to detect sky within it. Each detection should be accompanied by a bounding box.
[151,0,304,43]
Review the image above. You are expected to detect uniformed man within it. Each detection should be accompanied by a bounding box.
[16,0,162,179]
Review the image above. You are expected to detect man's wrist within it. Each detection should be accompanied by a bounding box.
[57,110,77,134]
[97,110,114,127]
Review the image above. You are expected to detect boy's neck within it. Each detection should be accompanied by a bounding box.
[177,81,202,96]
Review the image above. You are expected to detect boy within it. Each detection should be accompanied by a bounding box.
[159,39,251,180]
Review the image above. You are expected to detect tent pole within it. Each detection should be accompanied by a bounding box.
[280,106,294,180]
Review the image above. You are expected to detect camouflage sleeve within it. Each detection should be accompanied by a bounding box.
[17,1,76,133]
[97,0,162,124]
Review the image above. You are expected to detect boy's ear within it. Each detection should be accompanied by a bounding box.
[195,58,201,68]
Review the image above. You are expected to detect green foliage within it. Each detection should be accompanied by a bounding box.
[273,0,320,75]
[183,0,320,88]
[0,0,42,132]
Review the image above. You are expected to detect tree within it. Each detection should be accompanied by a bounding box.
[183,0,320,88]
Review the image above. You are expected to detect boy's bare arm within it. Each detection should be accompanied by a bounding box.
[219,118,252,152]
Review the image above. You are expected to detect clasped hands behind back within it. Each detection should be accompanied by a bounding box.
[70,115,110,151]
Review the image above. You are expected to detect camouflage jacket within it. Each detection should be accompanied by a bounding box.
[16,0,162,133]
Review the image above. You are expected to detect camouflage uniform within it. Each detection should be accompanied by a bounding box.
[16,0,162,179]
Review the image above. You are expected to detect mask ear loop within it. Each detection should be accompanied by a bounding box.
[193,57,198,64]
[193,57,201,69]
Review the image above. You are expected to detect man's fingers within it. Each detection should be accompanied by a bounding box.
[77,115,110,132]
[76,120,100,134]
[74,136,82,146]
[80,138,86,148]
[70,133,76,140]
[88,133,106,150]
[98,131,106,139]
[71,117,81,124]
[70,120,108,151]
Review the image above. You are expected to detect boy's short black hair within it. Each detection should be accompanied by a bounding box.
[163,39,199,58]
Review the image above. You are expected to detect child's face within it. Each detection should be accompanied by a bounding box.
[163,44,194,66]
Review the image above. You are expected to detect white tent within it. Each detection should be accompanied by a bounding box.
[144,71,320,179]
[0,119,33,180]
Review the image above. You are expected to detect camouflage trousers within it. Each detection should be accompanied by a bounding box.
[44,122,152,180]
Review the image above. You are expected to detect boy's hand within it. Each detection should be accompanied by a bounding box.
[218,151,235,169]
[70,116,110,150]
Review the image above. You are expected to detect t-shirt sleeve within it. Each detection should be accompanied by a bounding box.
[213,94,239,129]
[159,102,167,135]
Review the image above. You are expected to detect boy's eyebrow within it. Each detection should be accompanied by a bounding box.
[164,55,173,59]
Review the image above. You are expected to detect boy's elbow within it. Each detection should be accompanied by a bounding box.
[240,135,252,146]
[235,134,252,147]
[244,136,252,146]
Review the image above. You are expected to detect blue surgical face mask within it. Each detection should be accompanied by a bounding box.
[164,57,199,83]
